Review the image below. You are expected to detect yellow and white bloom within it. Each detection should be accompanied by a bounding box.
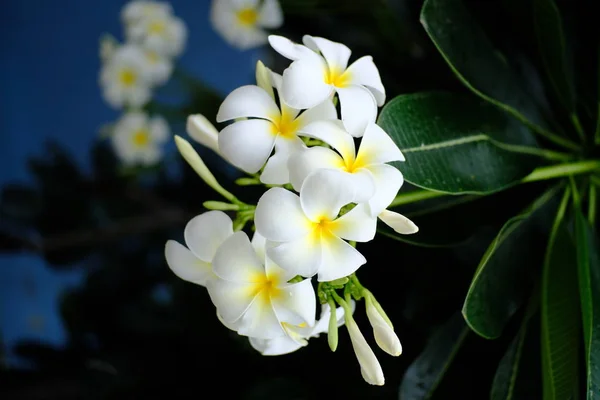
[289,121,405,216]
[111,111,169,165]
[346,315,385,386]
[121,0,172,25]
[255,169,377,282]
[269,35,385,136]
[187,114,220,154]
[216,77,336,184]
[210,0,283,50]
[126,9,187,57]
[249,302,349,356]
[143,49,173,85]
[100,44,153,108]
[207,230,316,339]
[165,211,234,287]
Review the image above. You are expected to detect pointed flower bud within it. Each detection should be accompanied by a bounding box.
[255,60,275,99]
[365,294,402,356]
[187,114,220,154]
[345,315,385,386]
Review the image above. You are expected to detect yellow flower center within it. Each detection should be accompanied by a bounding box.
[324,66,351,88]
[132,129,150,147]
[250,273,282,304]
[270,111,300,139]
[148,20,166,34]
[119,68,137,87]
[236,8,258,26]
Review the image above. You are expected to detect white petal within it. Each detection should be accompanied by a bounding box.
[274,278,317,327]
[297,120,355,161]
[149,116,169,142]
[236,299,285,339]
[259,136,304,185]
[288,146,344,192]
[211,231,264,282]
[330,204,377,242]
[294,99,338,128]
[251,231,267,263]
[255,188,311,242]
[300,169,355,221]
[258,0,283,28]
[345,56,386,106]
[347,168,376,203]
[378,210,419,234]
[268,35,314,61]
[267,235,321,278]
[217,311,241,331]
[281,58,334,110]
[164,240,214,286]
[317,235,366,282]
[366,164,404,216]
[233,26,269,50]
[356,123,405,166]
[207,279,256,323]
[184,211,233,262]
[187,114,220,154]
[218,119,276,173]
[302,35,352,71]
[216,85,279,123]
[311,304,349,336]
[250,335,305,356]
[337,85,377,137]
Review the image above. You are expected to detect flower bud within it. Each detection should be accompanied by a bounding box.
[366,295,402,356]
[186,114,220,154]
[345,316,385,386]
[255,60,275,99]
[378,209,418,234]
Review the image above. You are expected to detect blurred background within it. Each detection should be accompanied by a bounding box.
[2,0,594,398]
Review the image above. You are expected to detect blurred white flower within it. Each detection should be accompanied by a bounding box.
[143,48,173,85]
[122,0,172,26]
[289,121,405,216]
[207,231,316,339]
[126,8,187,57]
[165,211,234,287]
[211,0,283,50]
[111,111,169,165]
[249,302,349,355]
[100,44,153,108]
[269,35,385,136]
[255,169,377,282]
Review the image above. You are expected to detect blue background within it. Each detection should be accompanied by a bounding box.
[0,0,261,366]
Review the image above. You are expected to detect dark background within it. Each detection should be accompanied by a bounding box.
[1,0,595,398]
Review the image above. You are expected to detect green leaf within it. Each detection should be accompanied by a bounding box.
[491,304,542,399]
[541,193,580,400]
[574,209,600,399]
[462,185,560,338]
[378,92,542,194]
[533,0,576,112]
[399,313,469,400]
[420,0,579,151]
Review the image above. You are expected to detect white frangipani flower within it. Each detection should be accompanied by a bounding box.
[289,121,405,216]
[365,294,402,356]
[216,78,337,184]
[126,10,187,57]
[249,302,349,356]
[207,231,316,339]
[346,316,385,386]
[268,35,385,136]
[165,211,234,287]
[143,49,173,85]
[122,0,172,25]
[111,111,169,165]
[187,114,220,154]
[210,0,283,50]
[255,169,377,282]
[100,44,153,108]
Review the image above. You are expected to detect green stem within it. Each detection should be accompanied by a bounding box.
[570,113,586,143]
[589,184,597,225]
[596,102,600,145]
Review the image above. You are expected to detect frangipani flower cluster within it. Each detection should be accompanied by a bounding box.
[99,1,187,166]
[167,34,419,386]
[210,0,283,50]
